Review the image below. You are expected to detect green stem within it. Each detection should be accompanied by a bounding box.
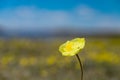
[76,54,83,80]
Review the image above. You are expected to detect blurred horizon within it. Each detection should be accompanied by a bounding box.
[0,25,120,38]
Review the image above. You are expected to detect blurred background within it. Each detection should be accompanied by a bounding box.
[0,0,120,80]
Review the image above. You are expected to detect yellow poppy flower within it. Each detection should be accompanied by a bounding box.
[59,38,85,56]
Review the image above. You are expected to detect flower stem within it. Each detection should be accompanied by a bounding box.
[76,54,83,80]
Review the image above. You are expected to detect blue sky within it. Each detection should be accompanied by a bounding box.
[0,0,120,13]
[0,0,120,32]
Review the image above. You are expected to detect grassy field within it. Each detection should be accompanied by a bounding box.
[0,37,120,80]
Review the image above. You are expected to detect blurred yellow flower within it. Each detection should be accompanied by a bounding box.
[1,55,14,66]
[59,38,85,56]
[47,56,56,65]
[19,57,29,67]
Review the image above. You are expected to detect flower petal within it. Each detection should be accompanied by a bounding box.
[59,38,85,56]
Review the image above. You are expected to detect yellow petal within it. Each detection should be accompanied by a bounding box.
[59,38,85,56]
